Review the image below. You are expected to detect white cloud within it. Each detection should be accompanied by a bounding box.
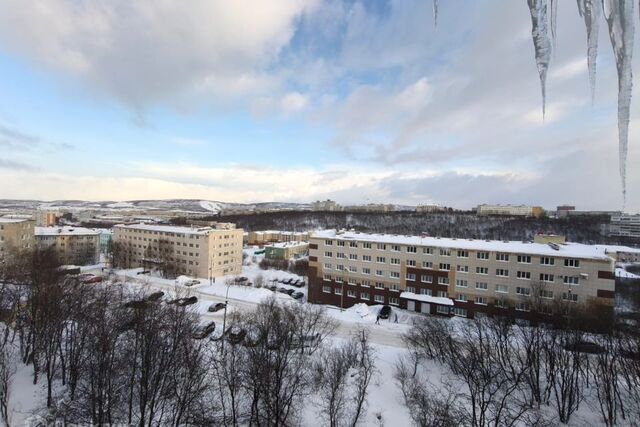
[280,92,309,114]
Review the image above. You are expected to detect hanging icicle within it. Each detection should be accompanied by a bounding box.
[603,0,635,207]
[432,0,439,27]
[550,0,558,51]
[576,0,600,102]
[526,0,553,118]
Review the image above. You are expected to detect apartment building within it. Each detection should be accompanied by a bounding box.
[308,230,617,320]
[265,241,309,260]
[416,204,446,213]
[35,209,59,226]
[0,218,35,259]
[311,199,340,211]
[35,226,101,265]
[608,213,640,240]
[247,230,310,246]
[476,204,544,218]
[112,222,243,279]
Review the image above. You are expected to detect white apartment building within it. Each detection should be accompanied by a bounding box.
[308,230,617,320]
[35,226,101,265]
[112,223,243,279]
[0,218,35,260]
[608,214,640,239]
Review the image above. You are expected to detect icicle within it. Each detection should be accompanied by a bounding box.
[603,0,635,207]
[550,0,558,51]
[432,0,439,27]
[576,0,600,103]
[526,0,553,118]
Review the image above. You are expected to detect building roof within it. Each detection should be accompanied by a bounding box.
[400,292,454,306]
[35,226,100,236]
[310,230,624,261]
[0,217,32,224]
[265,241,309,249]
[113,223,219,235]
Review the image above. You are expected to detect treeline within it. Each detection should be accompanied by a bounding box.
[0,248,376,426]
[397,312,640,426]
[173,211,611,243]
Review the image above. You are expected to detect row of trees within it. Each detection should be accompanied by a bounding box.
[0,247,377,426]
[396,314,640,426]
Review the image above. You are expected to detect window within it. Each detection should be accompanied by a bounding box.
[439,263,451,271]
[349,241,358,248]
[391,244,401,252]
[360,292,369,300]
[564,258,580,268]
[407,259,416,267]
[496,284,508,294]
[456,279,468,288]
[325,240,333,246]
[407,246,417,253]
[337,252,346,259]
[516,287,531,296]
[324,263,332,270]
[496,253,510,262]
[456,265,469,273]
[336,264,344,271]
[422,261,433,269]
[496,269,509,277]
[475,282,488,290]
[337,241,345,247]
[389,297,399,305]
[540,257,555,266]
[406,273,416,281]
[323,274,332,281]
[540,289,554,299]
[564,276,580,285]
[390,283,399,291]
[517,255,531,264]
[452,307,467,317]
[322,286,331,293]
[363,242,372,249]
[362,268,371,275]
[390,258,400,265]
[475,296,488,305]
[423,247,434,255]
[421,274,433,283]
[420,288,433,296]
[540,273,555,283]
[476,267,488,275]
[515,302,530,312]
[348,278,357,286]
[477,251,489,260]
[377,244,386,250]
[374,295,384,303]
[347,290,356,298]
[325,251,333,257]
[334,287,342,295]
[438,276,449,285]
[375,282,385,289]
[376,256,386,263]
[376,270,384,277]
[406,286,416,293]
[390,271,400,279]
[456,294,467,302]
[457,250,469,258]
[495,299,508,308]
[562,292,578,302]
[437,290,448,298]
[349,253,358,260]
[517,271,531,280]
[362,280,371,287]
[348,265,357,273]
[363,255,372,262]
[436,305,450,314]
[440,248,451,256]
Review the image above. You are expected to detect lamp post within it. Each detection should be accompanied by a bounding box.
[221,281,231,352]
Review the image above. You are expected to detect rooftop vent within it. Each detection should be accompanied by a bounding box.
[548,243,560,251]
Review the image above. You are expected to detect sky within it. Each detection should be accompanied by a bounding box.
[0,0,638,211]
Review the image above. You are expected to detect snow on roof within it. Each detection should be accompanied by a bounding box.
[266,241,309,249]
[594,244,640,254]
[400,292,454,306]
[113,223,215,235]
[35,226,100,236]
[0,217,31,224]
[310,230,617,261]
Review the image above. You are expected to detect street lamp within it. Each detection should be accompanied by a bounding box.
[221,280,231,352]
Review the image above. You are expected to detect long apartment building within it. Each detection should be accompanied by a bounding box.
[308,230,617,319]
[35,226,101,265]
[476,204,544,218]
[0,218,35,260]
[112,222,243,279]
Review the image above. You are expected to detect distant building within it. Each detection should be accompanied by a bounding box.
[112,223,243,279]
[533,234,566,245]
[607,214,640,241]
[556,205,576,218]
[312,200,340,211]
[35,209,59,226]
[416,204,446,213]
[36,226,101,265]
[476,204,544,218]
[248,230,310,246]
[265,241,309,260]
[99,229,113,254]
[0,218,35,261]
[343,204,395,213]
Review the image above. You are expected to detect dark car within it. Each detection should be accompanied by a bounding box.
[292,291,304,300]
[147,291,165,302]
[267,285,277,292]
[277,287,289,294]
[208,302,226,313]
[226,327,246,345]
[379,305,392,319]
[284,288,295,296]
[177,296,198,306]
[192,321,216,339]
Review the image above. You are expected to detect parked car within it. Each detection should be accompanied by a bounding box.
[226,327,246,345]
[184,279,199,287]
[79,274,103,284]
[292,291,304,300]
[177,296,198,306]
[267,285,277,292]
[147,291,165,302]
[379,305,392,319]
[192,321,216,339]
[277,287,289,294]
[208,302,226,313]
[284,288,295,296]
[291,333,321,350]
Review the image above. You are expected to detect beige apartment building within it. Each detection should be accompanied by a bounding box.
[35,226,101,266]
[308,230,617,320]
[476,204,544,218]
[112,222,243,279]
[247,230,310,246]
[0,218,35,260]
[265,241,309,260]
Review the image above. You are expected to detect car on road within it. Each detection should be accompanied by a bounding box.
[292,291,304,300]
[184,279,199,287]
[192,321,216,339]
[379,305,392,319]
[284,288,295,296]
[208,302,226,313]
[79,273,103,284]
